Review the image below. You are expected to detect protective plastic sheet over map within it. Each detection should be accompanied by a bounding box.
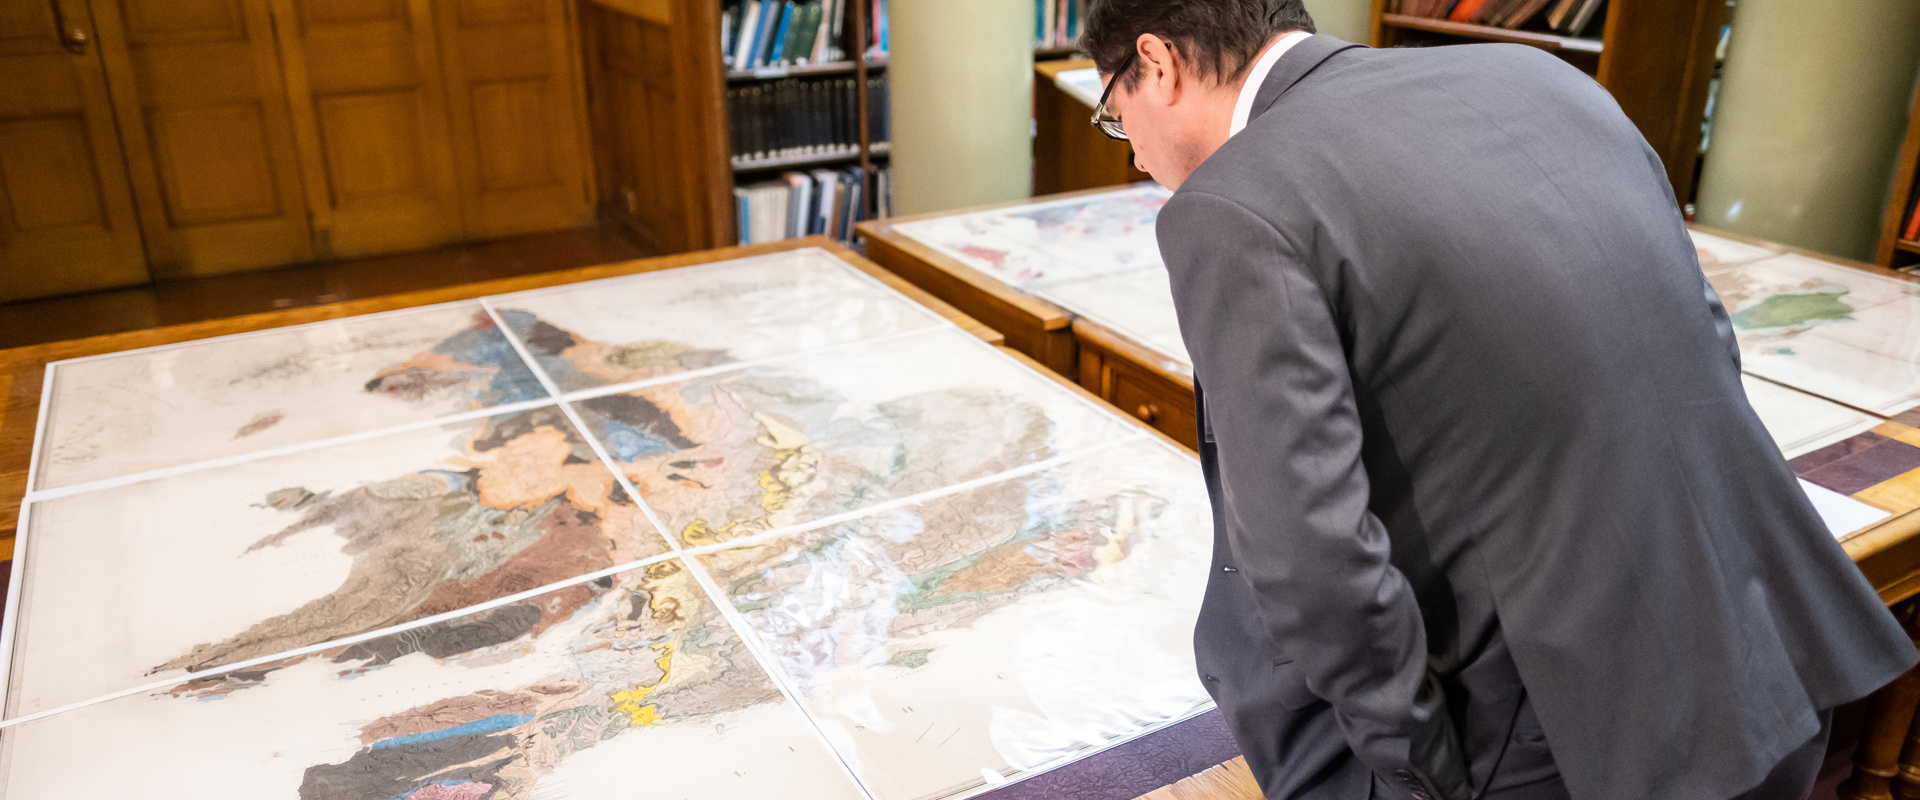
[891,184,1192,373]
[0,249,1213,800]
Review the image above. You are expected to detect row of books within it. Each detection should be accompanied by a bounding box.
[727,76,889,165]
[735,167,891,244]
[1391,0,1604,35]
[1037,0,1083,50]
[721,0,887,72]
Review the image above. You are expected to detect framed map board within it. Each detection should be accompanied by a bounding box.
[0,239,1234,800]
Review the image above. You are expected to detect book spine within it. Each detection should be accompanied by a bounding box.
[1904,191,1920,241]
[731,3,758,71]
[811,1,831,63]
[768,2,792,65]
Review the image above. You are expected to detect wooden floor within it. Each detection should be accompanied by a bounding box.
[1132,759,1263,800]
[0,226,649,350]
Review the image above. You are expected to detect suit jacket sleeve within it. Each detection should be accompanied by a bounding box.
[1160,191,1470,800]
[1703,272,1741,370]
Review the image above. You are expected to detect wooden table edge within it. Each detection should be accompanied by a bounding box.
[0,237,1005,542]
[857,219,1074,331]
[1070,317,1195,391]
[1691,223,1920,283]
[0,238,993,365]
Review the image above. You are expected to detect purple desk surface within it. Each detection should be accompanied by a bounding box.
[978,709,1241,800]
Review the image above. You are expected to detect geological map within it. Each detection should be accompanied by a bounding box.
[2,249,1212,800]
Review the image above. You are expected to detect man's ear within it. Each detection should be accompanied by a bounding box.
[1134,33,1181,103]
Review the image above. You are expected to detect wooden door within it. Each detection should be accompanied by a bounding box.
[268,0,466,257]
[434,0,592,238]
[0,0,149,301]
[88,0,315,277]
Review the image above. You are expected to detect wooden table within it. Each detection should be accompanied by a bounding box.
[1033,58,1150,196]
[0,238,1002,549]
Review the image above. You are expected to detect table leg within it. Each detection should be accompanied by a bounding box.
[1842,602,1920,800]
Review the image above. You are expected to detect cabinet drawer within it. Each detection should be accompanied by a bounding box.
[1106,360,1197,449]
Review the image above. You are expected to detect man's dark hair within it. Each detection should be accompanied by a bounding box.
[1082,0,1315,90]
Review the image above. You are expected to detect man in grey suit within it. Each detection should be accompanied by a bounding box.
[1080,2,1919,799]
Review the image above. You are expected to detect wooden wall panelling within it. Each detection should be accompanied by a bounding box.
[579,0,731,254]
[87,0,316,277]
[0,0,150,301]
[433,0,594,238]
[267,0,467,257]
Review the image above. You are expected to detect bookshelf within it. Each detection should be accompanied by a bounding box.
[1369,0,1725,203]
[1873,87,1920,271]
[579,0,889,254]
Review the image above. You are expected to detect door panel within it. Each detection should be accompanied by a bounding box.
[0,0,149,302]
[471,78,554,189]
[0,117,105,230]
[316,91,428,202]
[436,0,591,237]
[119,0,243,39]
[272,0,464,256]
[147,103,283,225]
[91,0,314,277]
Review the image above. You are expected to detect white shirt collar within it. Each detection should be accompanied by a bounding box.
[1230,30,1314,137]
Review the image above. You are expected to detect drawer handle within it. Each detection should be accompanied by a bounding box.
[1135,403,1159,423]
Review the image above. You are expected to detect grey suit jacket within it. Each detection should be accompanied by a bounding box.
[1160,35,1918,800]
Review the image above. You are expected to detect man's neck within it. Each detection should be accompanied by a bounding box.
[1229,32,1295,100]
[1228,30,1310,138]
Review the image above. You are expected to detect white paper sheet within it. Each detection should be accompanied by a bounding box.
[1799,478,1892,539]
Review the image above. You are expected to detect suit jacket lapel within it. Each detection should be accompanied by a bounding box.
[1247,35,1363,124]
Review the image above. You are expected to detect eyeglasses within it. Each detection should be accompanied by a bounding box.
[1090,52,1135,141]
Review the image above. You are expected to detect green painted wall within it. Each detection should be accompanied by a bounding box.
[889,0,1036,215]
[1303,0,1372,43]
[1695,0,1920,260]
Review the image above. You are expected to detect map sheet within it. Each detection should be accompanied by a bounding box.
[1740,375,1882,459]
[1709,253,1920,417]
[1690,229,1781,272]
[34,302,549,491]
[2,249,1214,800]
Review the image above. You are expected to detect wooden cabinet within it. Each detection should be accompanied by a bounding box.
[1874,87,1920,272]
[433,0,593,238]
[1074,318,1196,449]
[0,0,593,300]
[271,0,466,258]
[91,0,319,277]
[1032,58,1148,197]
[0,0,151,300]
